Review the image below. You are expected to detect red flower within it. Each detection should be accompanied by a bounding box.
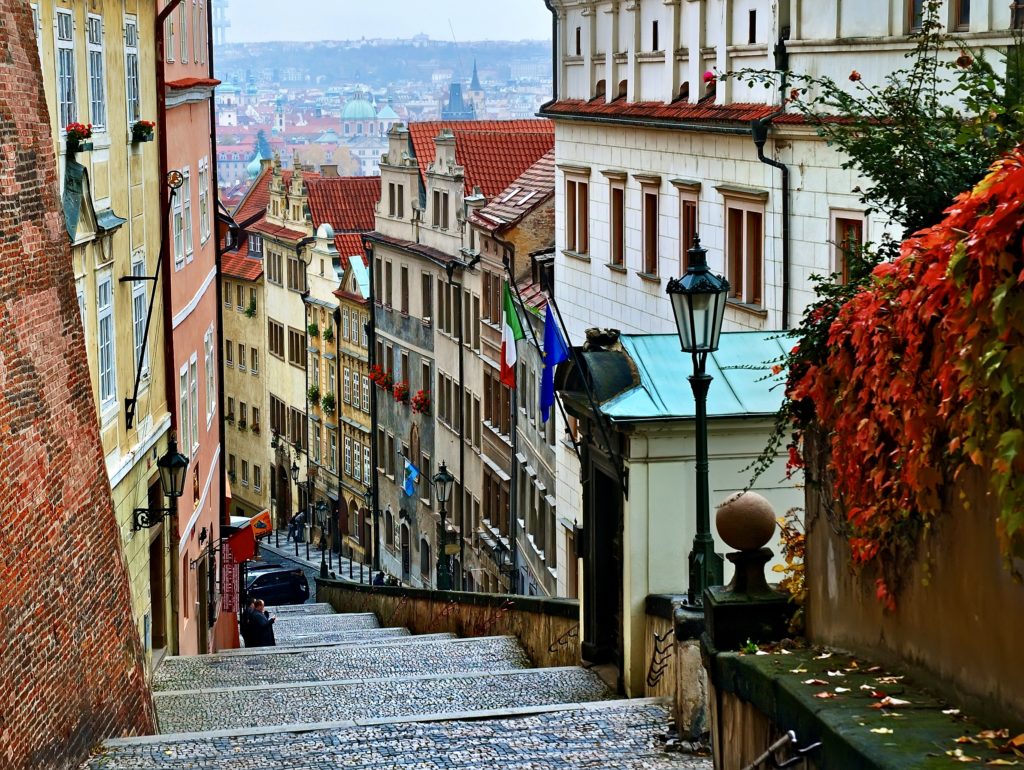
[849,70,862,82]
[956,54,973,68]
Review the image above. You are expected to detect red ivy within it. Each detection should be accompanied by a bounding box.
[789,148,1024,605]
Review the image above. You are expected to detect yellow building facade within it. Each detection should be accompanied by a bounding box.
[34,0,173,668]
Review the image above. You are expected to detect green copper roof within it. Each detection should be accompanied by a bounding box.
[349,253,370,300]
[601,331,788,423]
[343,97,376,121]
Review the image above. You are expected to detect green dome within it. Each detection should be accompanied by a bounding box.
[343,97,376,121]
[246,151,265,179]
[377,104,399,120]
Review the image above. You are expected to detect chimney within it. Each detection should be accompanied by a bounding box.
[321,164,339,178]
[260,158,272,173]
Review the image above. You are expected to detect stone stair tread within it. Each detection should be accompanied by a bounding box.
[270,612,380,638]
[211,631,457,654]
[154,666,614,733]
[263,602,335,615]
[152,635,532,691]
[85,699,710,769]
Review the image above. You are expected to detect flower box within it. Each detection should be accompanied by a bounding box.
[131,120,156,143]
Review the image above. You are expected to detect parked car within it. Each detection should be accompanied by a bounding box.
[244,566,309,606]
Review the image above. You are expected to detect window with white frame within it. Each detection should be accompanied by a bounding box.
[173,173,185,269]
[679,192,698,272]
[831,212,865,285]
[313,424,322,463]
[250,347,259,374]
[193,0,200,62]
[328,362,336,398]
[76,279,86,333]
[565,177,589,254]
[241,459,249,487]
[182,168,193,261]
[97,270,116,411]
[125,17,140,123]
[344,436,352,475]
[179,2,187,62]
[254,464,262,491]
[165,4,174,61]
[342,308,349,340]
[204,327,215,422]
[198,159,210,242]
[179,365,191,452]
[86,15,106,130]
[343,366,351,403]
[725,197,765,306]
[361,376,370,412]
[352,441,361,482]
[642,185,659,275]
[329,430,337,472]
[361,314,368,347]
[131,255,150,380]
[311,354,320,389]
[31,4,41,58]
[55,9,76,131]
[189,356,199,454]
[363,445,371,483]
[352,370,360,409]
[237,342,246,372]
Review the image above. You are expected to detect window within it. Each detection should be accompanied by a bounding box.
[204,328,215,421]
[748,9,757,44]
[55,9,76,131]
[131,256,150,380]
[288,406,307,450]
[432,189,450,229]
[361,376,370,412]
[248,235,263,256]
[313,425,322,463]
[344,436,352,475]
[224,282,233,308]
[249,287,258,313]
[287,256,305,292]
[908,0,925,30]
[270,394,286,436]
[342,308,350,341]
[268,319,285,359]
[420,273,433,322]
[241,460,249,487]
[388,182,404,218]
[199,159,210,242]
[652,20,659,51]
[361,314,368,346]
[31,4,41,59]
[122,17,141,123]
[235,284,243,310]
[173,174,185,270]
[643,188,659,275]
[386,434,395,477]
[725,200,765,306]
[610,181,624,266]
[182,169,193,261]
[237,342,246,372]
[165,6,175,62]
[287,327,306,367]
[374,258,382,304]
[385,260,393,307]
[1014,0,1024,29]
[225,337,233,366]
[311,354,320,389]
[565,179,589,254]
[254,465,262,491]
[97,270,116,411]
[250,347,259,374]
[351,440,360,481]
[329,430,337,472]
[267,252,282,285]
[343,366,351,403]
[680,194,698,271]
[363,446,371,483]
[351,370,360,409]
[954,0,970,28]
[833,215,865,285]
[420,539,431,580]
[400,266,409,314]
[86,15,106,130]
[251,406,260,432]
[193,0,201,62]
[179,366,191,452]
[189,357,199,453]
[179,2,188,62]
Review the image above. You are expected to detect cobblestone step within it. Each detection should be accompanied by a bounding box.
[154,666,614,734]
[153,636,531,691]
[271,630,454,648]
[270,612,380,640]
[86,699,711,769]
[264,602,335,616]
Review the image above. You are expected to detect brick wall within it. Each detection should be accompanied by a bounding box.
[0,5,156,769]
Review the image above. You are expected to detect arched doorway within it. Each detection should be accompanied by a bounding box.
[276,463,291,530]
[400,524,411,582]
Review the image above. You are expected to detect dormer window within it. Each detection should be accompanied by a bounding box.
[432,189,450,229]
[248,234,263,255]
[389,182,404,219]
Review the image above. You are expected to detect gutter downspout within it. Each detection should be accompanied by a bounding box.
[156,0,184,657]
[751,36,791,330]
[363,239,381,573]
[539,0,558,113]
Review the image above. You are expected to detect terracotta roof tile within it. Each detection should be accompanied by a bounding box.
[407,120,554,198]
[333,233,365,260]
[539,98,778,126]
[222,250,263,281]
[307,177,380,232]
[469,150,555,234]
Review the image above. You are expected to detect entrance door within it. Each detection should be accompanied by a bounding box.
[196,558,209,654]
[400,524,411,582]
[148,476,167,655]
[582,465,623,673]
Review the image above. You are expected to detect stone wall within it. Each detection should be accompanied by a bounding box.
[806,465,1024,723]
[316,579,580,668]
[0,4,156,768]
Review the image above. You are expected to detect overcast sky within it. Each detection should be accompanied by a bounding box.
[224,0,552,43]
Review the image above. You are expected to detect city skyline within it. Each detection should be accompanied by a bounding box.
[222,0,553,43]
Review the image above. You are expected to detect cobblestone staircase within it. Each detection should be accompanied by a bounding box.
[84,603,711,769]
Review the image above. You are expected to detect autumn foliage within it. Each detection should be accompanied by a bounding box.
[789,149,1024,607]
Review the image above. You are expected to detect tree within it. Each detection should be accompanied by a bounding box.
[254,129,272,161]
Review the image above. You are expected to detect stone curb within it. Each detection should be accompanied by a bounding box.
[186,633,511,659]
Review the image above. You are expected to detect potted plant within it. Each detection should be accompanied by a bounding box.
[65,122,93,154]
[307,384,321,403]
[307,323,320,338]
[131,119,156,143]
[244,297,257,318]
[411,389,431,414]
[322,326,334,343]
[393,380,410,404]
[369,363,392,390]
[321,392,336,415]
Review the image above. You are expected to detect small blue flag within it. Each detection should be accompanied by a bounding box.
[402,458,420,497]
[540,304,570,422]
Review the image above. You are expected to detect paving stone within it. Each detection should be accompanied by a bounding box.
[271,612,380,640]
[85,701,711,769]
[153,636,531,691]
[154,667,613,733]
[264,602,335,616]
[272,630,455,649]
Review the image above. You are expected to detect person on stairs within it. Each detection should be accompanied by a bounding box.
[249,599,277,647]
[239,598,257,647]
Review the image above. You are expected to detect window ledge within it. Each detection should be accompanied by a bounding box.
[637,271,662,284]
[562,249,591,264]
[606,262,627,274]
[726,298,769,319]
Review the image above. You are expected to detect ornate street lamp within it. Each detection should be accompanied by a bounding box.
[132,433,190,531]
[666,235,729,607]
[317,501,329,578]
[363,487,374,579]
[432,461,455,590]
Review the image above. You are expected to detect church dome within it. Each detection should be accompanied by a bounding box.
[343,97,376,121]
[376,104,399,120]
[246,151,265,180]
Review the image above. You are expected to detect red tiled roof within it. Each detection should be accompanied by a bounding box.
[250,220,308,240]
[407,120,554,198]
[469,150,555,235]
[222,250,263,281]
[166,77,221,90]
[539,98,778,126]
[334,233,366,259]
[307,177,380,232]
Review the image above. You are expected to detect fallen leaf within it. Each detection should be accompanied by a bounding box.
[815,652,833,660]
[878,696,911,707]
[866,665,882,672]
[803,678,828,686]
[860,685,875,691]
[835,687,851,693]
[827,670,845,677]
[876,676,904,685]
[979,730,1010,740]
[779,649,792,655]
[814,691,838,699]
[789,668,808,674]
[946,749,981,762]
[871,728,894,734]
[944,709,963,716]
[1009,734,1024,749]
[957,737,979,745]
[985,760,1020,766]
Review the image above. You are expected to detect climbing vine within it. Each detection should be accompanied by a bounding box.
[789,149,1024,608]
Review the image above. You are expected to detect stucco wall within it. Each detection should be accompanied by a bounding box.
[806,466,1024,722]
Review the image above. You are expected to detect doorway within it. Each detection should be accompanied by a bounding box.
[582,464,623,679]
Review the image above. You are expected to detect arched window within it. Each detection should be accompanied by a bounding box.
[385,509,394,548]
[594,79,606,100]
[616,80,628,99]
[348,499,359,540]
[678,82,690,102]
[420,538,431,579]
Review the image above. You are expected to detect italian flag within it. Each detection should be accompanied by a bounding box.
[500,282,524,388]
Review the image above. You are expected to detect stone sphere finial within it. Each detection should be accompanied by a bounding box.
[715,491,776,552]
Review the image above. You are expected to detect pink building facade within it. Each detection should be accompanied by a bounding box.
[159,0,228,655]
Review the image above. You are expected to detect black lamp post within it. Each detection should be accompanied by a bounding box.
[317,501,329,578]
[363,487,373,581]
[290,460,300,557]
[666,235,730,607]
[432,461,455,590]
[132,433,190,531]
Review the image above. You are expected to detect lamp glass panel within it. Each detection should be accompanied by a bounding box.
[670,292,695,352]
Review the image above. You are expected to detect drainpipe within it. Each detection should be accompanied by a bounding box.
[363,239,381,572]
[539,0,559,112]
[751,36,791,330]
[156,0,184,657]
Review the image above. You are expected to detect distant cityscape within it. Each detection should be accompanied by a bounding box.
[214,34,553,203]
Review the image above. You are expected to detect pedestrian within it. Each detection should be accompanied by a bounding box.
[239,598,257,647]
[372,571,385,586]
[287,509,306,543]
[252,599,276,647]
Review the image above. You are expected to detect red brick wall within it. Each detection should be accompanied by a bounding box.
[0,5,156,769]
